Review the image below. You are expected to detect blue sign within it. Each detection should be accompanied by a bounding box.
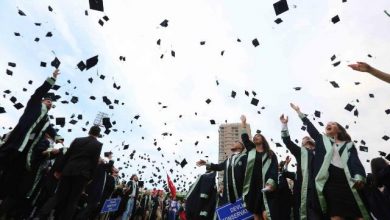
[216,198,253,220]
[101,197,121,213]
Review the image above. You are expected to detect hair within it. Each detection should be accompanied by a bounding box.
[335,123,351,142]
[235,141,245,151]
[130,174,137,180]
[371,157,388,187]
[253,133,273,157]
[89,125,101,137]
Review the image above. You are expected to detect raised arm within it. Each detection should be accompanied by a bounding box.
[240,115,255,151]
[348,62,390,84]
[290,103,322,141]
[280,114,300,158]
[196,159,225,171]
[28,69,60,105]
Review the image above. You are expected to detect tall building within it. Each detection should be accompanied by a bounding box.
[217,123,251,183]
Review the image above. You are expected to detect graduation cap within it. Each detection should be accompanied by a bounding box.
[56,117,65,127]
[359,146,368,152]
[171,50,175,57]
[6,69,13,76]
[210,120,216,125]
[34,37,40,42]
[102,15,109,21]
[354,109,359,117]
[14,103,24,110]
[251,98,259,106]
[231,91,237,98]
[46,32,53,37]
[379,151,387,157]
[331,15,340,24]
[331,55,336,61]
[160,19,169,27]
[205,99,211,104]
[98,19,104,26]
[314,110,321,118]
[0,107,5,114]
[123,144,129,150]
[51,57,61,69]
[40,62,47,67]
[18,9,26,16]
[383,135,389,141]
[48,6,53,12]
[274,18,283,24]
[386,109,390,115]
[221,50,225,56]
[86,55,98,70]
[52,85,60,91]
[180,159,188,168]
[70,96,79,104]
[14,32,21,36]
[89,0,104,12]
[333,61,341,67]
[200,41,206,45]
[293,87,301,91]
[252,38,260,47]
[10,96,16,103]
[273,0,289,15]
[8,62,16,67]
[77,61,86,71]
[245,90,249,96]
[344,103,355,112]
[329,81,339,88]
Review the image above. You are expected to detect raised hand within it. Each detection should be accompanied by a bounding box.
[348,62,371,73]
[240,115,247,124]
[196,159,206,167]
[280,114,288,124]
[290,103,300,113]
[52,69,60,78]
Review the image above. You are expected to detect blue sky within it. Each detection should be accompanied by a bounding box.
[1,0,390,191]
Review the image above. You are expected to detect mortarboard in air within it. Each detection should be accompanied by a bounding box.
[70,96,78,104]
[386,109,390,115]
[293,87,301,91]
[200,41,206,45]
[40,62,47,67]
[354,109,359,117]
[160,19,169,27]
[10,97,16,103]
[314,110,321,118]
[245,90,249,96]
[333,61,341,67]
[221,50,225,56]
[379,151,387,157]
[89,0,104,12]
[56,117,65,127]
[344,103,355,112]
[52,85,60,90]
[331,15,340,24]
[275,18,283,24]
[252,38,260,47]
[180,159,188,168]
[383,135,389,141]
[251,98,259,106]
[103,15,109,21]
[46,32,53,37]
[8,62,16,67]
[51,57,61,69]
[273,0,289,15]
[171,50,175,57]
[18,9,26,16]
[90,96,96,100]
[331,55,336,61]
[231,91,237,98]
[329,81,339,88]
[359,146,368,152]
[6,69,13,76]
[77,61,86,71]
[86,55,98,70]
[34,38,40,42]
[205,99,211,104]
[14,103,24,110]
[210,120,216,125]
[369,94,374,98]
[0,107,5,114]
[48,6,53,12]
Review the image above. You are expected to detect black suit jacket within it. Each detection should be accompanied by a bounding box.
[56,136,102,179]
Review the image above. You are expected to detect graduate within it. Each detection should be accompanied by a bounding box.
[196,141,247,205]
[240,115,278,220]
[185,171,217,220]
[275,156,295,220]
[280,114,323,220]
[290,103,369,220]
[363,158,390,220]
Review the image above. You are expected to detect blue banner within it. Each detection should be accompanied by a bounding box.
[216,198,253,220]
[100,197,121,213]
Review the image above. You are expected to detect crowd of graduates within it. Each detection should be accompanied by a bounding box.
[0,70,187,220]
[0,62,390,220]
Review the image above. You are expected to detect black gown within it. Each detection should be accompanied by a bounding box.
[245,152,265,214]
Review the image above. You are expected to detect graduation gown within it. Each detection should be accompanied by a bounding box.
[185,172,217,220]
[298,113,370,219]
[206,152,247,204]
[275,169,294,220]
[281,128,316,220]
[241,131,278,219]
[0,77,61,164]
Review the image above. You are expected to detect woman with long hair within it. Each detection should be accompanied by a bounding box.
[240,115,278,220]
[290,103,369,220]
